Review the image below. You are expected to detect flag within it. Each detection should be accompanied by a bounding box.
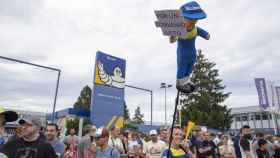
[185,121,195,138]
[254,78,269,109]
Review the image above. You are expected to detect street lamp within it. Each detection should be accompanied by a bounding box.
[160,82,172,126]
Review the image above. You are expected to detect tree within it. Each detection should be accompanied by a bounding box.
[124,101,130,122]
[73,85,92,129]
[66,118,80,135]
[74,85,92,110]
[180,50,233,130]
[132,106,144,124]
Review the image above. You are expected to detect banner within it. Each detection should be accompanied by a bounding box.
[275,86,280,108]
[254,78,269,109]
[91,51,126,127]
[154,10,187,37]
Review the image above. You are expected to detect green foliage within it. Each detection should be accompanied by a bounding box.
[132,106,144,124]
[124,102,130,122]
[74,85,92,110]
[124,122,138,130]
[180,50,233,130]
[65,118,79,135]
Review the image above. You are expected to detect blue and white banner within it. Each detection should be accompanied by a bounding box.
[254,78,269,109]
[275,86,280,109]
[91,51,126,127]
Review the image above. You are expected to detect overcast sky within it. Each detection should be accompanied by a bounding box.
[0,0,279,124]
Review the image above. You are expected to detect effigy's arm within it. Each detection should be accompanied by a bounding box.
[197,27,210,40]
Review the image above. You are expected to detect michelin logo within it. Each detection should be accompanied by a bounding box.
[97,61,125,88]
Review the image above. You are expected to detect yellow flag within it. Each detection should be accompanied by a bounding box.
[115,117,124,129]
[185,121,195,138]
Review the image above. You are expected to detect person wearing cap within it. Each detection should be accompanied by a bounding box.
[0,116,57,158]
[0,107,18,147]
[144,129,166,158]
[92,127,120,158]
[169,1,210,93]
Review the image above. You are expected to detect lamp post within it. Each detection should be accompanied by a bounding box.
[0,56,61,123]
[160,83,172,126]
[125,84,153,126]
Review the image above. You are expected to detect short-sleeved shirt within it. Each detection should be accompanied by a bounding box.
[0,137,57,158]
[95,146,120,158]
[145,141,166,158]
[108,137,124,153]
[47,139,65,158]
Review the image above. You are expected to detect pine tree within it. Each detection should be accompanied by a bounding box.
[124,102,130,122]
[132,106,144,124]
[74,85,92,110]
[180,50,233,130]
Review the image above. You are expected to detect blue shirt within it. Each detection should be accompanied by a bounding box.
[94,146,120,158]
[177,27,209,61]
[48,139,65,158]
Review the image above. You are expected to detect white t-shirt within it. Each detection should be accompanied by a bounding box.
[108,137,124,153]
[144,141,166,158]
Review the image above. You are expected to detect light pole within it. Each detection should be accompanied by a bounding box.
[0,56,61,123]
[125,84,153,126]
[160,82,172,126]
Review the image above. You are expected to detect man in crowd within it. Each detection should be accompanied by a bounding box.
[0,107,18,147]
[145,129,165,158]
[195,131,214,158]
[77,124,96,158]
[128,131,145,158]
[0,116,57,158]
[46,123,65,158]
[161,126,191,158]
[256,139,269,158]
[63,128,80,158]
[92,127,120,158]
[239,125,254,158]
[252,132,264,156]
[109,126,124,154]
[159,127,168,145]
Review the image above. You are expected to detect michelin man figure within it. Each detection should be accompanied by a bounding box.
[97,61,125,88]
[170,1,210,93]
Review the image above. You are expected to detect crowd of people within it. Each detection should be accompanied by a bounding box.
[0,109,279,158]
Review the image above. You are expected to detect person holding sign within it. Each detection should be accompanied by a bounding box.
[170,1,210,93]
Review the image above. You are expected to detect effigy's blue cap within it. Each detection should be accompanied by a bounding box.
[180,1,207,20]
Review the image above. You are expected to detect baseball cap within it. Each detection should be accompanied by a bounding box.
[18,116,42,127]
[180,1,206,20]
[0,107,18,123]
[95,127,109,138]
[150,130,158,135]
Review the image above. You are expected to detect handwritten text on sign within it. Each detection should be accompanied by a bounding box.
[154,10,186,37]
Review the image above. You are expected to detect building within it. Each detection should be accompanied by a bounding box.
[230,105,280,134]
